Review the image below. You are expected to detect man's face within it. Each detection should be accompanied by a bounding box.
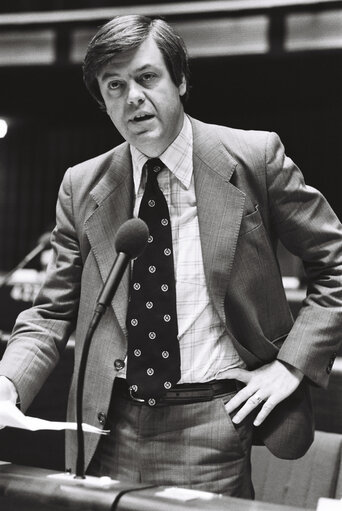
[97,35,186,157]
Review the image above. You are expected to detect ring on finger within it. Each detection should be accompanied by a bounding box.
[251,395,263,405]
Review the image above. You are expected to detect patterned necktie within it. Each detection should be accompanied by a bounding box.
[126,158,180,405]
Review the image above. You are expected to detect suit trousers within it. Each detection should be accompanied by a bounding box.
[87,384,255,499]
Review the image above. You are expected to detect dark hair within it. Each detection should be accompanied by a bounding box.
[83,15,190,110]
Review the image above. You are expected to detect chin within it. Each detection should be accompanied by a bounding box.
[134,135,167,157]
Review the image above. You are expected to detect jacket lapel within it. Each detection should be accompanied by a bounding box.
[84,118,246,333]
[84,142,133,334]
[191,117,246,325]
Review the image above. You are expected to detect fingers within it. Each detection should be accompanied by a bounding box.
[224,385,257,415]
[253,399,275,426]
[228,392,268,425]
[233,394,278,425]
[249,395,263,407]
[224,361,303,427]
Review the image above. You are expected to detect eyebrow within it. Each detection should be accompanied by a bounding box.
[99,64,157,83]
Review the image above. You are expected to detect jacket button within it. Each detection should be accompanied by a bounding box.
[97,412,106,425]
[114,359,125,371]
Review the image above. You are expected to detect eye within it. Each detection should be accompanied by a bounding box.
[140,73,157,84]
[108,80,122,91]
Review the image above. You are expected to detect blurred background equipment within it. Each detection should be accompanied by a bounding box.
[0,231,51,332]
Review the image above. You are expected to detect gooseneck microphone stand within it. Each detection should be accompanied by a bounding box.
[75,253,129,479]
[75,302,108,478]
[74,219,149,479]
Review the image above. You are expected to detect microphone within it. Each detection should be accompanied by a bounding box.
[96,218,149,309]
[75,218,149,479]
[0,231,51,287]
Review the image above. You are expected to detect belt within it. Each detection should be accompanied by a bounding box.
[113,378,238,406]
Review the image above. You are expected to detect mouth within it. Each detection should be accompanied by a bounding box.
[130,113,155,123]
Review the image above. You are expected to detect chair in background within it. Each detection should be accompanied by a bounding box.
[252,430,342,509]
[311,358,342,435]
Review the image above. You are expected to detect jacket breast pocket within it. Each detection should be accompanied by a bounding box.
[239,204,262,236]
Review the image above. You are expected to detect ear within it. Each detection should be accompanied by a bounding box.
[178,74,187,97]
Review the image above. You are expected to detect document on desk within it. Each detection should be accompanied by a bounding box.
[0,401,109,434]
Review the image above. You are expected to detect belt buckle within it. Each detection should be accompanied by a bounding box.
[129,386,145,403]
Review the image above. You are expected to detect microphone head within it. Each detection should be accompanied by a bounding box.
[115,218,149,259]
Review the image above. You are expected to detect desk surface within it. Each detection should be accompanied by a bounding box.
[0,463,306,511]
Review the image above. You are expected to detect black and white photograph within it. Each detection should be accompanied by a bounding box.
[0,1,341,510]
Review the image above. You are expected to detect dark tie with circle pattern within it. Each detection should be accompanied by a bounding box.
[126,158,180,405]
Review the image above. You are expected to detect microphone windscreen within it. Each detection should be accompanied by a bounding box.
[115,218,149,259]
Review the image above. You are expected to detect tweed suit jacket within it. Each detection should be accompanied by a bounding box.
[1,116,341,473]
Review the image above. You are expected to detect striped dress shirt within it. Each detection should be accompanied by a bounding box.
[128,114,244,383]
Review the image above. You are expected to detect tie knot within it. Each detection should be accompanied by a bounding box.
[145,158,163,177]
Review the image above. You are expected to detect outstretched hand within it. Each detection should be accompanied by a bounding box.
[224,360,303,426]
[0,376,18,429]
[0,376,18,404]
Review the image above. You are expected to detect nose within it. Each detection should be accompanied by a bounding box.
[127,81,144,106]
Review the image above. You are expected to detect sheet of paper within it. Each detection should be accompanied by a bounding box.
[0,401,109,434]
[155,487,215,502]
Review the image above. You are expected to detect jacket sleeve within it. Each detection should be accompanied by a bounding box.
[265,132,342,387]
[0,167,82,411]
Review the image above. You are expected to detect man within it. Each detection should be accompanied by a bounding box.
[0,15,341,498]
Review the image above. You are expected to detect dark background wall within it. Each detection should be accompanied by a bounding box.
[0,49,341,270]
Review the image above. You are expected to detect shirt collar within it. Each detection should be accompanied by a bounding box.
[130,114,193,195]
